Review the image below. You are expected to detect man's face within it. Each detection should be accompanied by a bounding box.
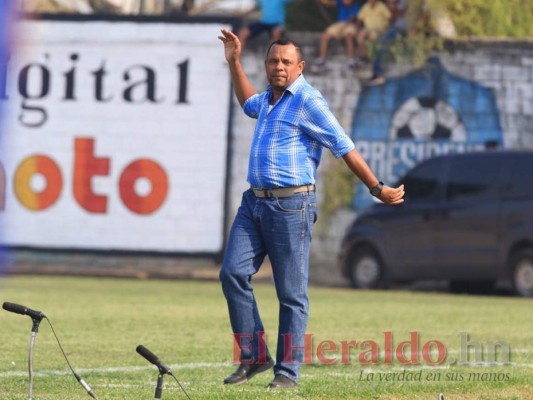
[265,44,305,92]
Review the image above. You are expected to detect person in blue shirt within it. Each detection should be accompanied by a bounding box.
[315,0,364,69]
[218,28,404,389]
[238,0,293,49]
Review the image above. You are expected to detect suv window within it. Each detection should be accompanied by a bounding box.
[401,157,444,202]
[445,154,501,202]
[502,154,533,197]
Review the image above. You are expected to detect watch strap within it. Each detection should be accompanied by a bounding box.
[370,181,384,197]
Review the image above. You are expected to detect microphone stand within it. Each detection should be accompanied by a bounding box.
[154,371,164,400]
[28,317,42,400]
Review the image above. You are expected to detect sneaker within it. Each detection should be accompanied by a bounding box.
[366,75,386,86]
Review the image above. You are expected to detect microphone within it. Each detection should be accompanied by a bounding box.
[136,345,172,374]
[2,302,46,320]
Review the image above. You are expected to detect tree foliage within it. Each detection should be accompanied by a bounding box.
[286,0,533,38]
[435,0,533,38]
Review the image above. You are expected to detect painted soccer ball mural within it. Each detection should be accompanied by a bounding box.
[390,97,467,141]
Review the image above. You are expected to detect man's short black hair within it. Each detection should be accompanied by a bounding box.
[266,38,305,62]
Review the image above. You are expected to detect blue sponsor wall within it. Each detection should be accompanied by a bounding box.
[351,57,504,210]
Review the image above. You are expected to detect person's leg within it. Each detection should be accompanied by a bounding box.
[238,25,251,49]
[317,31,332,62]
[342,23,358,67]
[220,190,271,365]
[345,34,356,58]
[260,192,317,383]
[372,27,399,78]
[240,22,270,49]
[271,25,283,42]
[357,28,368,59]
[317,22,343,64]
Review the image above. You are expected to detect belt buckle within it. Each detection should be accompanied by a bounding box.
[252,187,270,198]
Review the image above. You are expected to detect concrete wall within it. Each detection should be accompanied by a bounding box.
[229,34,533,286]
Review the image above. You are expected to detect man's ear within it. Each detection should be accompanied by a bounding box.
[299,60,306,73]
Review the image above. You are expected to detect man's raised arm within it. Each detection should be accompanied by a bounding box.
[218,29,257,106]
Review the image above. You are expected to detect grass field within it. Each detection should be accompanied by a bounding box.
[0,275,531,399]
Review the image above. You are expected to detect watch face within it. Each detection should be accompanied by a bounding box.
[370,182,383,196]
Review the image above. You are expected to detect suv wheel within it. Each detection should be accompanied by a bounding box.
[511,249,533,297]
[347,245,385,289]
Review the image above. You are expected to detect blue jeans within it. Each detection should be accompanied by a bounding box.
[372,26,406,77]
[220,188,317,382]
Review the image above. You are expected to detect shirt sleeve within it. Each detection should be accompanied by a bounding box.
[242,93,262,119]
[301,93,355,158]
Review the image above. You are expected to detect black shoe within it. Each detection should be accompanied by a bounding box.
[267,374,298,389]
[223,358,275,385]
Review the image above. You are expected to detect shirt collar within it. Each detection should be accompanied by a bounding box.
[285,74,306,94]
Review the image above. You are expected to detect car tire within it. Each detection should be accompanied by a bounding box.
[510,249,533,297]
[347,245,386,289]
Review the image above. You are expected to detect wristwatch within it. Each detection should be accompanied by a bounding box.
[369,181,384,197]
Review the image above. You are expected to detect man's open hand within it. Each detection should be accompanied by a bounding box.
[218,29,242,63]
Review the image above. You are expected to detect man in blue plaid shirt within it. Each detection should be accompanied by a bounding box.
[218,28,404,389]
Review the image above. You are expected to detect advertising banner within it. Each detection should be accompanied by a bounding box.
[0,17,232,253]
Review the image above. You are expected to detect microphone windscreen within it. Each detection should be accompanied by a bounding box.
[136,345,160,365]
[2,302,27,315]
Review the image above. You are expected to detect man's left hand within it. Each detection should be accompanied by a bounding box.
[378,184,405,205]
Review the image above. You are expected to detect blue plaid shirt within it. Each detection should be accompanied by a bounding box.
[243,74,355,189]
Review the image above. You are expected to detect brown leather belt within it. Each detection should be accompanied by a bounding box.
[251,184,315,198]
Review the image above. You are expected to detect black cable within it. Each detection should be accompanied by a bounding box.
[169,371,192,400]
[45,318,99,400]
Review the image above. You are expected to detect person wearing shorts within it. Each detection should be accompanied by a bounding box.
[315,0,363,69]
[238,0,293,49]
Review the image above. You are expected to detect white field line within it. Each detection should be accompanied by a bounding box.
[0,362,230,379]
[1,351,531,380]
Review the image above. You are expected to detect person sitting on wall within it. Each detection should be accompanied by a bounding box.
[366,0,407,85]
[314,0,365,69]
[238,0,293,49]
[355,0,391,65]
